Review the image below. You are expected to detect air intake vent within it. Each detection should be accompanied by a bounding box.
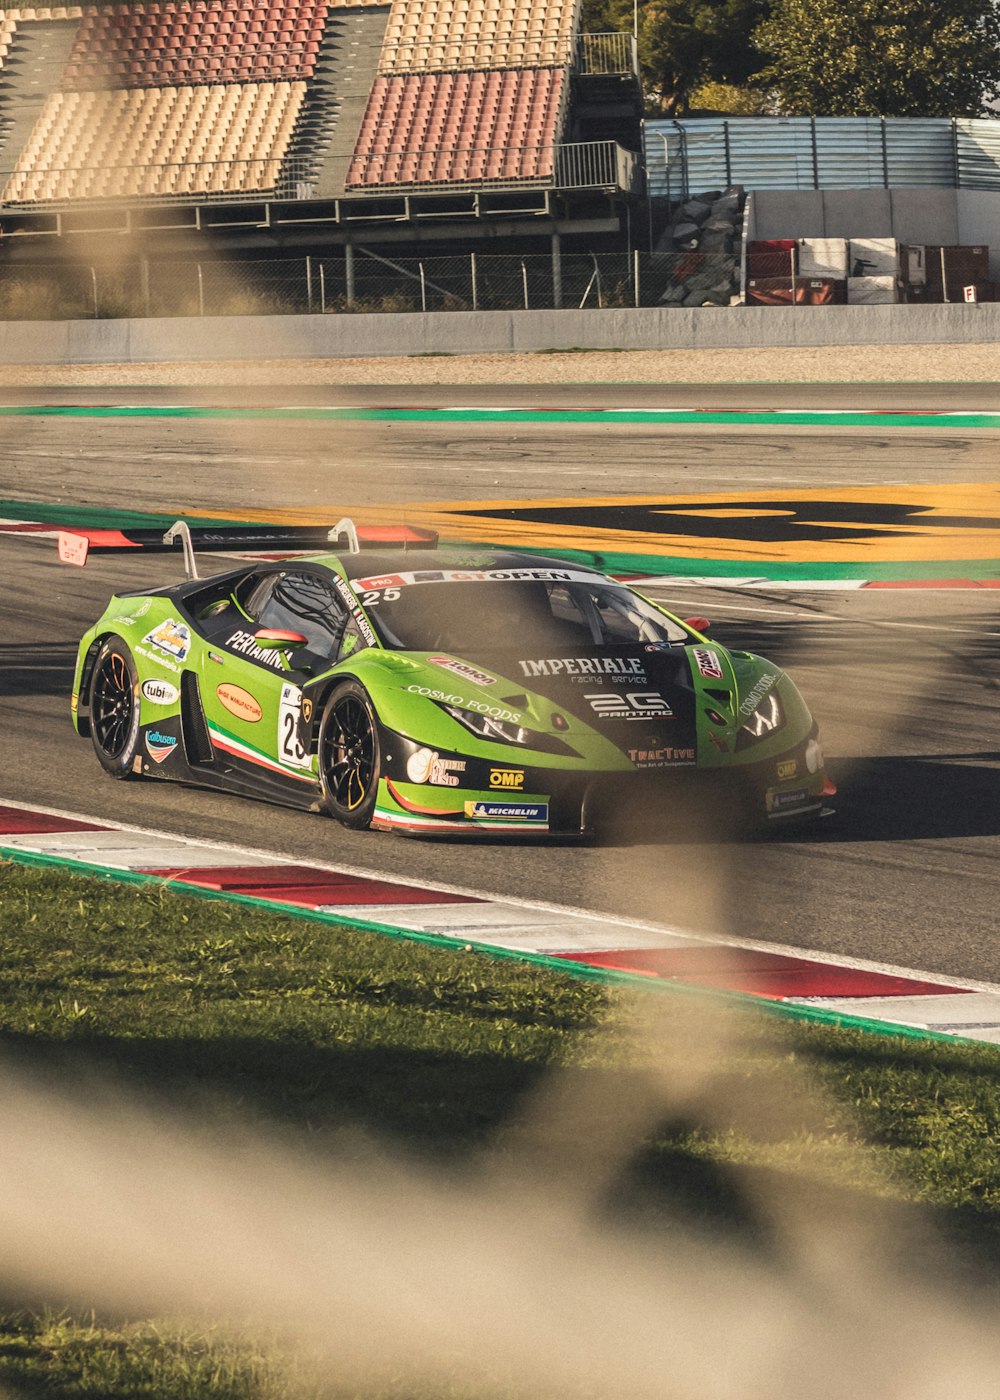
[180,671,214,766]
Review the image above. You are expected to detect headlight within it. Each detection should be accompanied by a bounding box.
[735,690,785,750]
[443,704,535,747]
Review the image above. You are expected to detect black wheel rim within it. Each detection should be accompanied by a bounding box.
[92,651,135,758]
[323,695,376,812]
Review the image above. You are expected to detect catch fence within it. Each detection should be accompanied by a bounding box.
[0,250,738,319]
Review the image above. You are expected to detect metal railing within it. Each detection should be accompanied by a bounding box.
[0,141,637,212]
[0,154,319,209]
[576,31,637,77]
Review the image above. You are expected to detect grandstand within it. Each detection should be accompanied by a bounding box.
[0,0,641,253]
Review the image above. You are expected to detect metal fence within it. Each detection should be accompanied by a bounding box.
[646,116,1000,198]
[0,250,738,319]
[577,31,637,76]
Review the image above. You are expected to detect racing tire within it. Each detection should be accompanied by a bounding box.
[317,680,381,830]
[89,638,142,779]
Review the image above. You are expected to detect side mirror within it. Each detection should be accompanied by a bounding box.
[683,616,710,634]
[253,628,308,651]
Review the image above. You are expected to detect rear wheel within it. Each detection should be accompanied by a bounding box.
[317,681,381,829]
[90,638,141,779]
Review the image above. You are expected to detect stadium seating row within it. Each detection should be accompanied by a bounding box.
[347,67,564,187]
[63,0,330,88]
[379,0,577,72]
[4,81,304,201]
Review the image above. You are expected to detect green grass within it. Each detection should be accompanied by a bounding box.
[3,860,1000,1396]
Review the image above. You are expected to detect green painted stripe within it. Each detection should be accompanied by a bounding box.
[0,842,969,1046]
[2,404,1000,428]
[0,499,252,529]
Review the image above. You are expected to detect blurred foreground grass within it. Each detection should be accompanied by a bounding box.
[2,860,1000,1398]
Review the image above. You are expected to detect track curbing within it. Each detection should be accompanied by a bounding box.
[3,799,1000,1048]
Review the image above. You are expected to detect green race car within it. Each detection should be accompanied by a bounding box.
[70,533,833,837]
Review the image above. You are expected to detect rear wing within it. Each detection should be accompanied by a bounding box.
[57,517,437,578]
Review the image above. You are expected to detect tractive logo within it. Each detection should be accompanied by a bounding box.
[217,683,263,723]
[628,746,695,765]
[141,678,179,705]
[489,767,525,789]
[144,729,177,763]
[693,648,724,680]
[584,691,672,722]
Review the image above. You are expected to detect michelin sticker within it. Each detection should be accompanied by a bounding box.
[465,801,548,822]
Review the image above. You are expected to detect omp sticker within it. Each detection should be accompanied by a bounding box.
[692,648,724,680]
[278,683,311,769]
[144,729,177,763]
[465,801,548,822]
[217,683,263,723]
[584,691,673,721]
[777,758,798,780]
[489,768,525,789]
[142,618,190,662]
[141,678,179,706]
[429,655,497,688]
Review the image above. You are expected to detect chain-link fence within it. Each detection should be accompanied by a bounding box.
[0,250,739,320]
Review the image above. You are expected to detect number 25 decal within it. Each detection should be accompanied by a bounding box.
[278,684,312,770]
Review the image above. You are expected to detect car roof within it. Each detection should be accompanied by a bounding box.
[309,547,606,582]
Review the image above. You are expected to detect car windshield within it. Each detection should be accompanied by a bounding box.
[353,572,690,653]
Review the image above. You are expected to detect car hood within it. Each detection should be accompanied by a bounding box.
[411,643,736,761]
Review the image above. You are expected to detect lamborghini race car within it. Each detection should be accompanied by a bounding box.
[68,526,834,837]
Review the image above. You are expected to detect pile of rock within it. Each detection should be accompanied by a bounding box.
[654,186,746,307]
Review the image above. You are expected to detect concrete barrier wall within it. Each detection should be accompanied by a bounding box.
[0,302,998,364]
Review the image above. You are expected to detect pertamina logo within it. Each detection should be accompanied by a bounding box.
[584,691,672,722]
[489,768,525,789]
[217,684,263,723]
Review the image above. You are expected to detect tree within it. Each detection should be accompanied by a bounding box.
[581,0,772,114]
[753,0,1000,115]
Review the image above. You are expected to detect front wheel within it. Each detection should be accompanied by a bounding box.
[89,638,141,779]
[317,681,381,829]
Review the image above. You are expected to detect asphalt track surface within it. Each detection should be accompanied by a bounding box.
[4,381,1000,986]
